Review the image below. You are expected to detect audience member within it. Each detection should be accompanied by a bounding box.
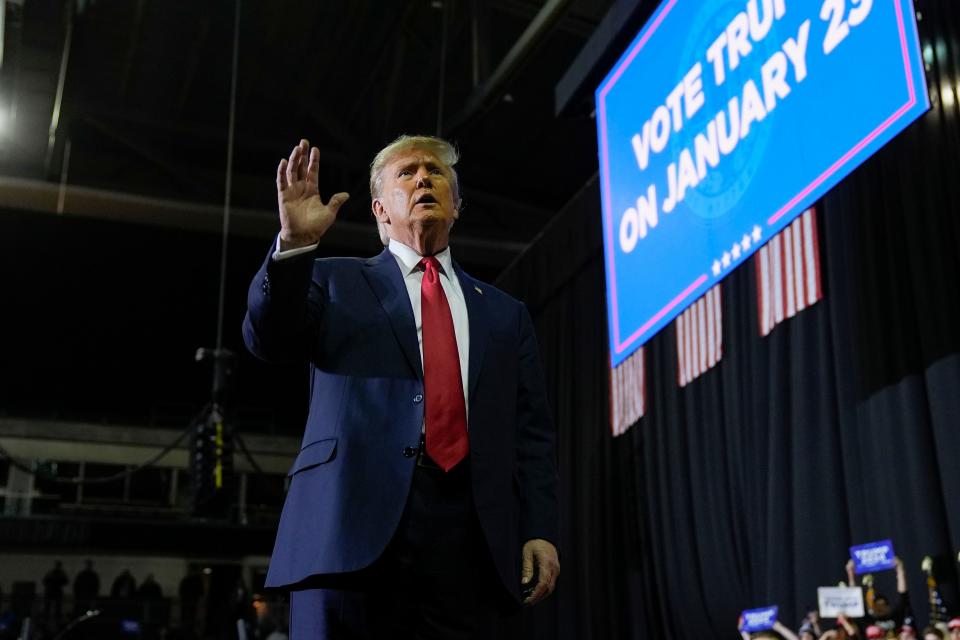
[42,560,68,622]
[137,574,163,600]
[845,555,910,636]
[947,618,960,639]
[738,615,801,639]
[111,569,137,599]
[178,567,204,638]
[922,626,944,640]
[72,559,100,614]
[875,558,911,632]
[800,608,824,639]
[799,621,817,640]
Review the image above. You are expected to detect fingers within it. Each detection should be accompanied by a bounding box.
[276,159,288,192]
[326,192,350,215]
[521,546,534,585]
[279,140,346,221]
[525,559,558,605]
[296,139,309,182]
[286,143,300,187]
[306,146,320,186]
[283,139,321,188]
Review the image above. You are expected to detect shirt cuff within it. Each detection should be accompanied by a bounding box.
[272,235,319,261]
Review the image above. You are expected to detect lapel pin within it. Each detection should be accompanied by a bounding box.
[474,285,483,295]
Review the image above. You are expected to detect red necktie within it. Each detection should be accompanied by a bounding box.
[420,256,468,471]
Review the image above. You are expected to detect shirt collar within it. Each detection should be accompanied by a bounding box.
[388,238,455,278]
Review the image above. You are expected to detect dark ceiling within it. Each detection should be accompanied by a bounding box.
[0,0,643,432]
[0,0,618,264]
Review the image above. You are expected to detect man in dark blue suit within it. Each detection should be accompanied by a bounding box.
[243,136,559,638]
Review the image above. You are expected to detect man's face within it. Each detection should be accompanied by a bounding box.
[372,148,459,250]
[949,628,960,640]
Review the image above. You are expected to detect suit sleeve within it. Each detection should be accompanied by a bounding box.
[242,244,325,364]
[515,303,560,547]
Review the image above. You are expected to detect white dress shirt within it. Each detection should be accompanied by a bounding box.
[273,237,471,420]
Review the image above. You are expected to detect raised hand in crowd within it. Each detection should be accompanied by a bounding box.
[836,613,860,638]
[772,620,801,640]
[894,556,907,594]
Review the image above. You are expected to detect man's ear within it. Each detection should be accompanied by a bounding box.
[372,198,388,222]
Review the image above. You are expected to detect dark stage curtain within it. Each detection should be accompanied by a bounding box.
[494,2,960,637]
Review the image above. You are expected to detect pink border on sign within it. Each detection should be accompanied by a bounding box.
[599,0,680,353]
[767,0,917,225]
[599,0,919,356]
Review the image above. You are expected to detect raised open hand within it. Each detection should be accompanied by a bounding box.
[276,139,349,250]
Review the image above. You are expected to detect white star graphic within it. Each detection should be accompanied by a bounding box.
[752,225,762,242]
[721,251,731,268]
[731,242,741,260]
[712,260,722,276]
[741,234,751,251]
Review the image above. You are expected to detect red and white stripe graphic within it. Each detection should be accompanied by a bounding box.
[756,208,823,337]
[676,284,723,388]
[610,348,645,437]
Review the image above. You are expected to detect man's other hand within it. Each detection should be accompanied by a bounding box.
[521,538,559,605]
[277,139,349,250]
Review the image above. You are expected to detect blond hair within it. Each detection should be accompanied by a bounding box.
[369,134,461,203]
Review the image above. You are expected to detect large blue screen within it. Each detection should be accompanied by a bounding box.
[597,0,928,367]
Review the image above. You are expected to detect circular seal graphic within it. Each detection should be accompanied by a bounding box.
[664,0,786,226]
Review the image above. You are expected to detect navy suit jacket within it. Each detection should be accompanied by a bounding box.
[242,246,558,601]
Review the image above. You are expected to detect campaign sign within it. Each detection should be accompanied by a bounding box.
[850,539,896,574]
[596,0,928,366]
[818,586,865,618]
[742,605,779,632]
[120,620,142,635]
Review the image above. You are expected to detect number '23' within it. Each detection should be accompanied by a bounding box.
[821,0,873,54]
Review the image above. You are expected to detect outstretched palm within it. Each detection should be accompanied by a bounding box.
[277,138,349,249]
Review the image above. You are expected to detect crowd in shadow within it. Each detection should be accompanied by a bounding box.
[0,560,288,640]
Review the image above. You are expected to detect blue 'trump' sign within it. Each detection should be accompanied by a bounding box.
[742,605,779,632]
[597,0,928,366]
[850,539,896,574]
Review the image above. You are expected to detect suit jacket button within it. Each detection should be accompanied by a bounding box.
[402,446,417,458]
[413,394,423,403]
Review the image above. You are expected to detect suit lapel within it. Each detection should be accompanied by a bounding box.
[454,262,490,404]
[362,249,423,380]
